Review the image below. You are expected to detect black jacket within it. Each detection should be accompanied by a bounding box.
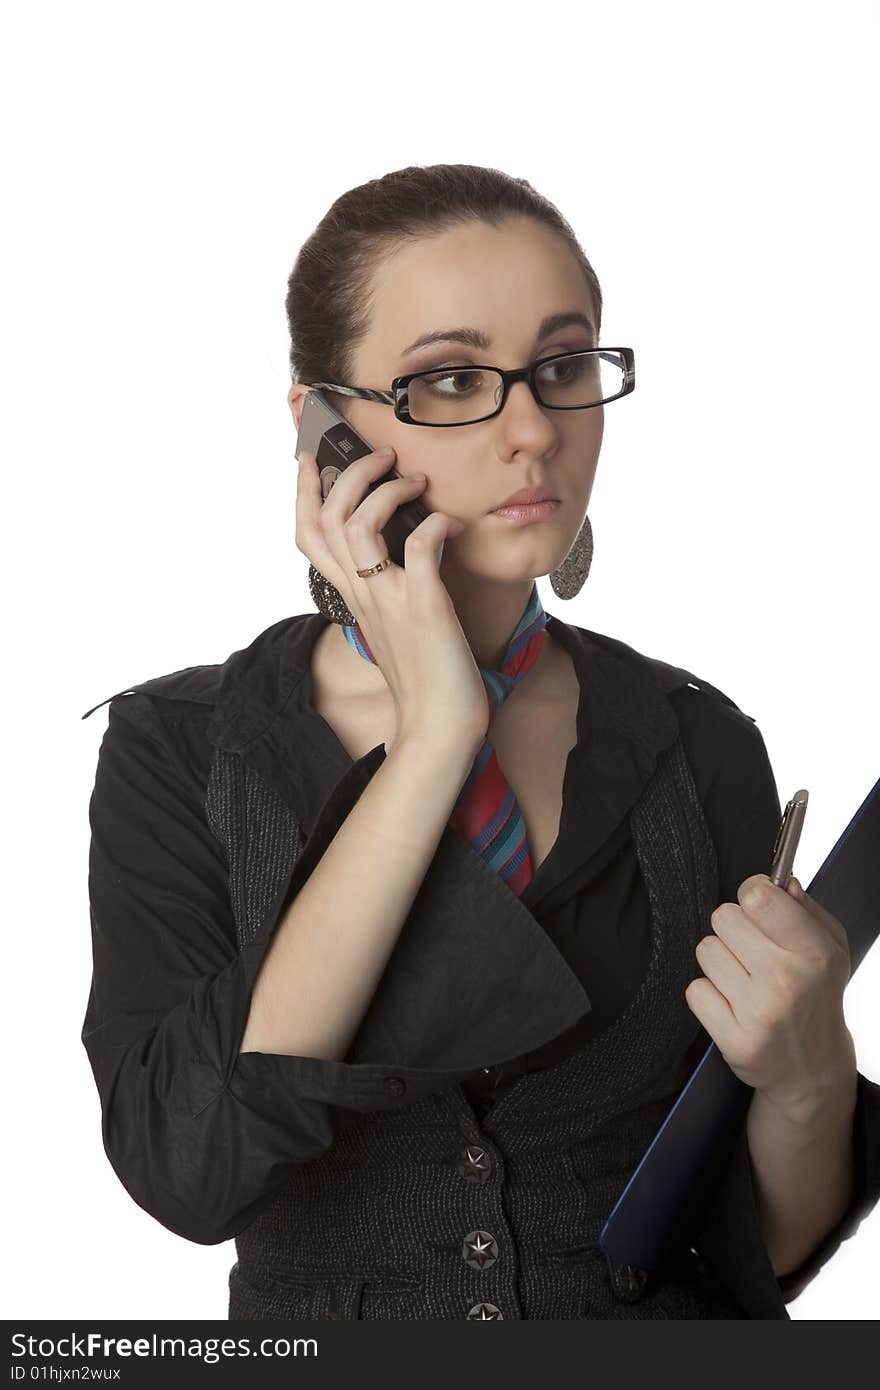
[80,610,880,1317]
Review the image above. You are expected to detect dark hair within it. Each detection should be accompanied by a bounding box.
[285,163,603,414]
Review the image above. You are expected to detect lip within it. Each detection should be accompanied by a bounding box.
[493,487,558,509]
[491,500,560,525]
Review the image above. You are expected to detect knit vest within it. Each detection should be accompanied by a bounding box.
[205,728,748,1320]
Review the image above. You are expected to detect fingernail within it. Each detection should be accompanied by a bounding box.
[377,445,394,457]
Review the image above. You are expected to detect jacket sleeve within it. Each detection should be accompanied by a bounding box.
[683,691,880,1303]
[82,695,388,1246]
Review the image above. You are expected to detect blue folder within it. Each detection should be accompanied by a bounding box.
[599,774,880,1273]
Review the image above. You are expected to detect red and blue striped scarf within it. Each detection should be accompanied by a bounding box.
[343,582,549,895]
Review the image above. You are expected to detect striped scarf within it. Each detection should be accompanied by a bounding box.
[342,582,550,895]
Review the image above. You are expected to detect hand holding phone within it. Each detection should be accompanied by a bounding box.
[294,391,490,749]
[296,389,432,566]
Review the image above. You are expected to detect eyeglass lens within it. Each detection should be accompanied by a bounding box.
[405,351,625,425]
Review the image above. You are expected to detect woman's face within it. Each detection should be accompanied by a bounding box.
[290,215,604,588]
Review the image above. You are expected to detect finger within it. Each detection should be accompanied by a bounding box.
[694,931,752,1019]
[321,450,414,574]
[341,472,429,576]
[297,447,406,593]
[400,512,467,591]
[343,470,427,544]
[684,976,742,1053]
[320,447,400,523]
[295,448,349,590]
[709,902,785,975]
[736,872,831,952]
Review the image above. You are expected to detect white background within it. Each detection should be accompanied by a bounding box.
[2,0,878,1322]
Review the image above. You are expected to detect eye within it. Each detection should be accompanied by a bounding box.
[535,352,591,386]
[543,359,575,382]
[421,368,485,397]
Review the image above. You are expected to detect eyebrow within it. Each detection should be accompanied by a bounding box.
[399,311,596,360]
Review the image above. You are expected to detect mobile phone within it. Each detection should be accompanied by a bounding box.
[295,389,431,569]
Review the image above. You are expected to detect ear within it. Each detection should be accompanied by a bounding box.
[288,382,311,429]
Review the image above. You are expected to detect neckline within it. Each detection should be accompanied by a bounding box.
[293,608,591,903]
[294,608,589,761]
[522,612,590,900]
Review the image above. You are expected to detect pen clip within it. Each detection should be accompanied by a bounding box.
[771,798,795,863]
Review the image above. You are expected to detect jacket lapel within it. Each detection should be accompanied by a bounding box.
[206,701,595,1074]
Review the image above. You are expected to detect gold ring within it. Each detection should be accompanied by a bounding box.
[355,555,392,578]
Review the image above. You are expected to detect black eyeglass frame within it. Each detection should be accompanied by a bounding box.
[306,346,635,427]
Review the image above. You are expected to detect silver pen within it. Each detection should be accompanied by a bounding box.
[769,789,809,887]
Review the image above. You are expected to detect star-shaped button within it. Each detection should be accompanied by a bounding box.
[458,1145,493,1182]
[466,1302,504,1319]
[462,1230,499,1270]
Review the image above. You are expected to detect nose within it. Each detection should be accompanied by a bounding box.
[498,377,558,450]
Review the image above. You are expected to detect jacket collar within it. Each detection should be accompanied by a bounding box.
[200,608,688,750]
[83,608,692,756]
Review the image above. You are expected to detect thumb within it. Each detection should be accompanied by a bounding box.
[786,872,848,948]
[787,875,818,915]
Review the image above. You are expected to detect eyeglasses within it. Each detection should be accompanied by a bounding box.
[307,347,635,428]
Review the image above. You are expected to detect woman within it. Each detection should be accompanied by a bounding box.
[82,163,879,1320]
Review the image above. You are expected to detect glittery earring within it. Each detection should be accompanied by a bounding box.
[549,514,593,599]
[308,564,357,625]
